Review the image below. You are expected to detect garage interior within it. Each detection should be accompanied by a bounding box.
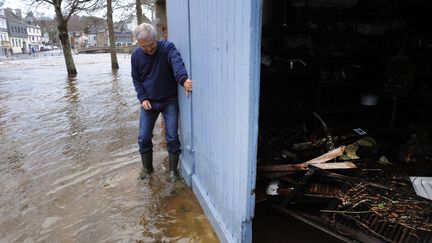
[253,0,432,242]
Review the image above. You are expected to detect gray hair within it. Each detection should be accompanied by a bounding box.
[134,23,157,41]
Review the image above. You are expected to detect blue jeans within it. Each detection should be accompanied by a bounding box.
[138,98,181,155]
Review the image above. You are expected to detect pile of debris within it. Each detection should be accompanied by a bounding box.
[256,113,432,242]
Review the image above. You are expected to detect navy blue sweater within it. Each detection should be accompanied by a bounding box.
[131,41,188,103]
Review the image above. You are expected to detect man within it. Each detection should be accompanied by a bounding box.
[131,23,192,180]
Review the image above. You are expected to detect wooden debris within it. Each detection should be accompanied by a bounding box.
[305,146,346,165]
[258,146,346,172]
[329,183,432,232]
[312,162,357,170]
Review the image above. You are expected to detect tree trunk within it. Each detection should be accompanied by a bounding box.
[156,1,167,39]
[55,11,77,75]
[107,0,119,69]
[136,0,143,25]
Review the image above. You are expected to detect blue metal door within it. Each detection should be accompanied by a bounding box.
[167,0,261,242]
[166,0,195,185]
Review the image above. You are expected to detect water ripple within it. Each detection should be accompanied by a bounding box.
[0,53,217,243]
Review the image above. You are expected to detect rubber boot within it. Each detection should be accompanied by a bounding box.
[168,154,180,179]
[139,152,153,180]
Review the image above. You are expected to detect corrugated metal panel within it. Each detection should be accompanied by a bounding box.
[176,0,261,242]
[166,0,194,185]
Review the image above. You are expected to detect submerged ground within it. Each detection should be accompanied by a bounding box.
[0,53,217,242]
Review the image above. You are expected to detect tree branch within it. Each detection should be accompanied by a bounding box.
[35,0,56,5]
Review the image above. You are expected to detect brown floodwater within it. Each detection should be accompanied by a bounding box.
[0,53,218,242]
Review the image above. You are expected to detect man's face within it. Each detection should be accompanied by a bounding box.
[138,37,157,55]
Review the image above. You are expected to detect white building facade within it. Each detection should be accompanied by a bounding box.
[87,34,97,46]
[5,8,28,54]
[41,32,49,45]
[27,24,42,52]
[0,9,11,57]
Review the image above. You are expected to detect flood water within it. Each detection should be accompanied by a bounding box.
[0,53,217,242]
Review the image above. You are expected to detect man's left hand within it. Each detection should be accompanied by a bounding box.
[184,79,193,97]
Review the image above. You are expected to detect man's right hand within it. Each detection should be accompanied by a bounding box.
[142,100,152,110]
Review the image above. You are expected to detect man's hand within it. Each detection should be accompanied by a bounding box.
[142,100,152,110]
[184,79,193,97]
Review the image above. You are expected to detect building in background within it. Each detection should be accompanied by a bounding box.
[113,22,133,47]
[68,30,89,48]
[96,29,108,47]
[4,8,28,54]
[87,32,97,47]
[114,31,133,46]
[77,33,88,47]
[26,24,42,52]
[0,9,11,57]
[41,32,49,45]
[87,26,98,47]
[96,23,133,47]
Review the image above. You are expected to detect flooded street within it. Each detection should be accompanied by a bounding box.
[0,53,217,243]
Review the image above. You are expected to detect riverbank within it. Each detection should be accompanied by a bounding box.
[0,50,64,61]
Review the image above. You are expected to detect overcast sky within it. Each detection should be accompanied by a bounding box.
[3,0,28,10]
[0,0,153,21]
[2,0,55,17]
[2,0,153,21]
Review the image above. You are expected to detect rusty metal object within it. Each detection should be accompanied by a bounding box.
[307,182,340,196]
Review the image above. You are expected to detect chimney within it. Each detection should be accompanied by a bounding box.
[15,9,22,19]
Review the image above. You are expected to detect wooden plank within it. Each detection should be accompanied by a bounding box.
[304,146,346,165]
[258,163,308,172]
[258,146,346,172]
[312,162,357,170]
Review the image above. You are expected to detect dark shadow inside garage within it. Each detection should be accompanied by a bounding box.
[254,0,432,242]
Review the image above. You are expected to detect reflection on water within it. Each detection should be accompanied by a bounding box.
[0,54,217,242]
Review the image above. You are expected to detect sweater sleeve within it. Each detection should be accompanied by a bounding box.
[131,52,148,103]
[166,42,189,86]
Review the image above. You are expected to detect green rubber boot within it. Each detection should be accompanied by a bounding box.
[168,154,180,179]
[139,152,153,180]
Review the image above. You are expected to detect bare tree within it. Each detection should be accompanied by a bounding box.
[111,0,154,24]
[32,0,94,75]
[106,0,119,69]
[101,0,154,70]
[135,0,143,25]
